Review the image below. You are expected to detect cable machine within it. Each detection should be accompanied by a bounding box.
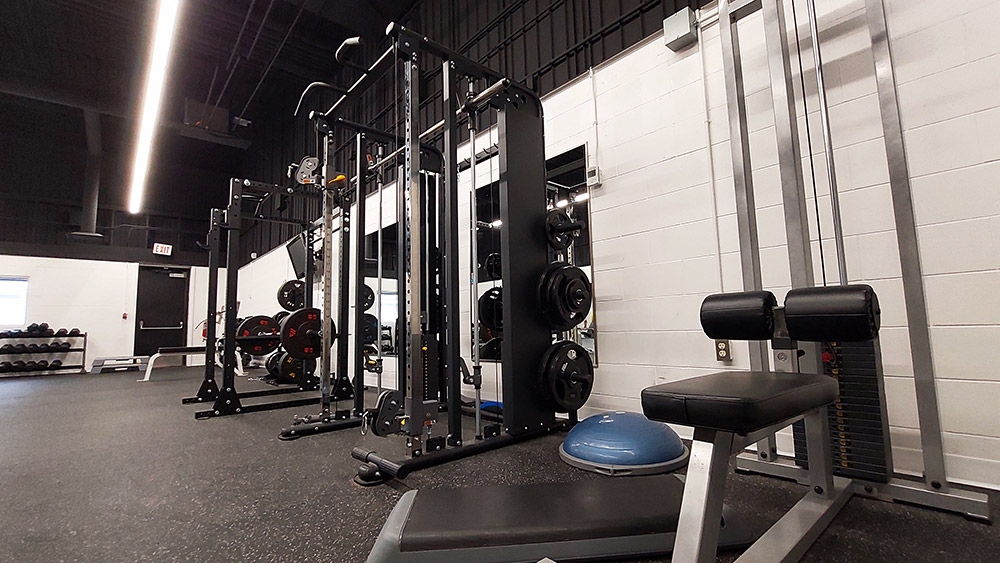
[313,24,583,484]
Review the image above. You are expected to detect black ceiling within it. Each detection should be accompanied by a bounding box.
[0,0,417,128]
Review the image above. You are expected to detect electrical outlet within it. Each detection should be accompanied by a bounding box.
[715,340,732,362]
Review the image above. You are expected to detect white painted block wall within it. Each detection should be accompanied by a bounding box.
[0,255,216,366]
[531,0,1000,488]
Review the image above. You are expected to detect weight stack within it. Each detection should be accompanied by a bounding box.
[792,340,893,482]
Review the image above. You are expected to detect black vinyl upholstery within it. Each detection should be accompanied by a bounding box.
[641,371,839,434]
[784,284,880,342]
[399,476,686,551]
[700,291,777,341]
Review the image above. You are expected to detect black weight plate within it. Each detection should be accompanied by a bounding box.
[278,352,315,384]
[266,352,282,379]
[274,311,290,324]
[361,285,376,311]
[540,341,594,412]
[363,313,379,345]
[277,280,306,312]
[280,308,323,360]
[483,253,502,281]
[235,315,281,356]
[545,208,574,251]
[478,287,503,332]
[480,337,502,361]
[538,263,592,331]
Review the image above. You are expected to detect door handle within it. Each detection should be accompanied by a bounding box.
[139,320,185,330]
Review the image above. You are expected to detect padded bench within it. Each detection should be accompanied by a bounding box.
[640,285,879,563]
[642,371,839,435]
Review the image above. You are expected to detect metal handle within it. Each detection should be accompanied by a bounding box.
[139,320,185,330]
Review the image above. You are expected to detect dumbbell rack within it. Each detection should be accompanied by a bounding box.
[0,332,88,378]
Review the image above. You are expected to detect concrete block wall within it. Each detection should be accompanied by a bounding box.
[529,0,1000,488]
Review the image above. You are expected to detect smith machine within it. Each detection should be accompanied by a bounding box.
[303,24,591,483]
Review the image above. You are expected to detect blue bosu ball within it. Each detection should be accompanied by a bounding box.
[559,411,689,476]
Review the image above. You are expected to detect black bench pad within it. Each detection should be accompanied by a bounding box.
[400,476,685,551]
[155,346,206,354]
[641,371,838,434]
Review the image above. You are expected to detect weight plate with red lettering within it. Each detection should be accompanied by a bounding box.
[235,315,280,356]
[279,308,325,360]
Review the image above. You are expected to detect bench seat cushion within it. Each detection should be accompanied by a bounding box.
[641,371,838,434]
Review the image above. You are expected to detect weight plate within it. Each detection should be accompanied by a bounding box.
[361,284,376,311]
[363,313,379,345]
[278,352,315,384]
[277,280,306,311]
[274,311,290,324]
[265,352,282,379]
[280,308,324,360]
[538,263,592,331]
[478,287,503,332]
[540,341,594,412]
[235,315,281,356]
[483,253,502,281]
[545,208,575,251]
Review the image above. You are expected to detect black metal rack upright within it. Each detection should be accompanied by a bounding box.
[182,178,325,420]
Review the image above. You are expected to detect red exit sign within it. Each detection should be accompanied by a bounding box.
[152,243,173,256]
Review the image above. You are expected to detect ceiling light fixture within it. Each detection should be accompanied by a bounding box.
[127,0,182,214]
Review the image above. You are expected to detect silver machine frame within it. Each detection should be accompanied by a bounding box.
[712,0,989,545]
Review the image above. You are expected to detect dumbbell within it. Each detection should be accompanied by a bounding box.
[50,360,63,369]
[26,323,40,335]
[13,344,28,354]
[27,343,39,353]
[0,361,11,372]
[61,342,72,351]
[0,344,14,354]
[25,360,37,370]
[35,360,49,371]
[12,360,25,371]
[38,343,50,353]
[68,328,81,336]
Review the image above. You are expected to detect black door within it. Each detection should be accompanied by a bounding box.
[134,267,189,356]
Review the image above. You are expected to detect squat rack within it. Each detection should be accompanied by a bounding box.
[184,178,325,420]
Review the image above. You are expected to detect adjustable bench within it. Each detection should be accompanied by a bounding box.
[641,285,880,563]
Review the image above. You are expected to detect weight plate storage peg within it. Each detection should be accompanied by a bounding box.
[540,341,594,412]
[235,316,281,356]
[279,308,325,360]
[538,263,593,331]
[361,284,376,311]
[478,287,504,332]
[277,280,306,311]
[545,208,582,251]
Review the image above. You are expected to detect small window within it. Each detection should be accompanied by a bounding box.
[0,277,29,327]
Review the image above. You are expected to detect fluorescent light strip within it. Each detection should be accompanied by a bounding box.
[128,0,182,214]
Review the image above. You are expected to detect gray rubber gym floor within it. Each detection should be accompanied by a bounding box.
[0,366,997,562]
